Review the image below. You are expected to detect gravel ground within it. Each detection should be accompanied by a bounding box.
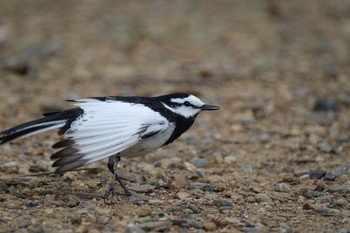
[0,1,349,232]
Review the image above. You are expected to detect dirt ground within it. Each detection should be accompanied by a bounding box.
[0,1,349,232]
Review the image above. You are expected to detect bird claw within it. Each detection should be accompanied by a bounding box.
[103,182,132,204]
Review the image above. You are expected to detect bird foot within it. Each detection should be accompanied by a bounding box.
[103,182,132,205]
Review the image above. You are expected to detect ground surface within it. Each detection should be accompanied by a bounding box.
[0,1,349,232]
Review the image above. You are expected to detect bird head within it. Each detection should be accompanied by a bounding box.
[159,93,219,118]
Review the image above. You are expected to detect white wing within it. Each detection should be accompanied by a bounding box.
[51,99,169,173]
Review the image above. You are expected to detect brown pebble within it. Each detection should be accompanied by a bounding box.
[203,221,217,231]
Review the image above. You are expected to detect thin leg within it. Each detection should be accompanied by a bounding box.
[104,153,132,202]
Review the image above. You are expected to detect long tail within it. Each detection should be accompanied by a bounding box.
[0,108,83,144]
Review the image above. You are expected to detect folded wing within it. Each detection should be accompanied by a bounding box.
[51,98,169,173]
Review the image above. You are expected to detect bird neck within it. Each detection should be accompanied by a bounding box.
[163,115,195,146]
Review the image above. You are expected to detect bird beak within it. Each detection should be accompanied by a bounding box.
[201,104,220,111]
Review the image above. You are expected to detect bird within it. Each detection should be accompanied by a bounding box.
[0,93,219,200]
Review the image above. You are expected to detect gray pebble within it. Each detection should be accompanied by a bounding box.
[274,183,291,192]
[247,197,256,203]
[324,172,336,181]
[254,194,272,203]
[317,141,334,153]
[327,184,349,193]
[97,215,109,224]
[19,219,32,228]
[192,168,205,178]
[213,198,233,208]
[242,164,254,175]
[313,99,340,112]
[70,216,82,225]
[241,227,257,233]
[190,158,209,168]
[309,170,326,179]
[0,161,18,168]
[50,200,65,207]
[139,220,172,231]
[0,183,9,193]
[189,182,208,190]
[25,200,41,208]
[125,223,146,233]
[313,205,341,216]
[334,165,350,177]
[314,183,324,192]
[129,184,155,193]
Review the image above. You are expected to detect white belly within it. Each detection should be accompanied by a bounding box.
[120,124,175,158]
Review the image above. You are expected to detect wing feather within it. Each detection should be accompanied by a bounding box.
[51,100,169,173]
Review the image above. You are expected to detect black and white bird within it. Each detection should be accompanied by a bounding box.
[0,93,219,198]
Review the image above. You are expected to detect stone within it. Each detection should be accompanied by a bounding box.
[139,220,172,231]
[327,184,349,193]
[255,194,272,203]
[25,200,41,208]
[97,215,109,224]
[313,99,340,112]
[314,183,324,192]
[190,158,209,168]
[309,170,326,179]
[334,165,350,177]
[213,198,233,208]
[274,183,291,192]
[189,182,208,190]
[202,221,217,231]
[125,223,146,233]
[324,172,336,181]
[129,184,156,193]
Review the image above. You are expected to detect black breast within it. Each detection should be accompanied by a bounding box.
[163,115,195,146]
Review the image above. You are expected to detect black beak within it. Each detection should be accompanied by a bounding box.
[201,104,220,111]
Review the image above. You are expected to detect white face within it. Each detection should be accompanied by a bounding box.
[162,95,205,118]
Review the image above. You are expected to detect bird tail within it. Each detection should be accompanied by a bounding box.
[0,108,83,144]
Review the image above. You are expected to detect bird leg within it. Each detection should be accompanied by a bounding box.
[104,153,132,202]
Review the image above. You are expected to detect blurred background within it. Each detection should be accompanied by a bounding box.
[0,0,349,232]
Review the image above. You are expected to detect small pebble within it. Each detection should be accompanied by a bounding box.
[28,177,42,189]
[70,216,82,225]
[192,168,205,178]
[97,215,109,224]
[129,184,155,193]
[50,200,65,207]
[334,165,350,177]
[274,183,291,193]
[62,172,77,182]
[0,183,9,193]
[202,221,217,231]
[242,164,254,175]
[65,196,80,207]
[147,199,164,205]
[309,170,326,179]
[324,172,336,181]
[317,141,334,153]
[176,191,190,200]
[213,198,233,208]
[313,205,341,216]
[254,194,272,203]
[135,206,152,217]
[190,158,209,168]
[189,182,208,190]
[139,220,172,231]
[25,200,41,208]
[224,155,237,164]
[19,219,32,228]
[313,99,340,112]
[125,223,146,233]
[314,183,324,192]
[327,184,349,193]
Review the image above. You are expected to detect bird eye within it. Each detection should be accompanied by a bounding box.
[184,101,191,107]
